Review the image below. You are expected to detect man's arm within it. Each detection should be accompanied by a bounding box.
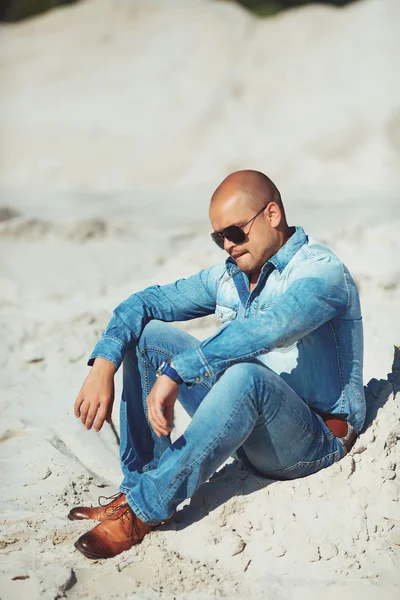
[74,264,224,431]
[88,264,225,370]
[173,255,349,384]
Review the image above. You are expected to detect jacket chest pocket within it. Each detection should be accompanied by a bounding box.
[215,304,238,324]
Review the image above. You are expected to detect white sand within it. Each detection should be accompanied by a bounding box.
[0,0,399,598]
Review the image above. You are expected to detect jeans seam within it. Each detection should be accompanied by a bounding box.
[139,351,152,458]
[195,346,214,377]
[275,448,339,474]
[200,380,212,392]
[99,334,125,348]
[139,345,174,458]
[342,264,351,312]
[139,345,175,364]
[329,320,346,413]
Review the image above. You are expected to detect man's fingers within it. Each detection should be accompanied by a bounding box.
[152,415,170,437]
[105,401,113,424]
[74,392,84,418]
[147,397,159,429]
[80,400,90,426]
[153,422,167,438]
[148,407,164,437]
[148,401,168,438]
[163,405,174,431]
[152,400,169,433]
[147,400,155,426]
[94,405,108,432]
[84,403,100,430]
[146,379,177,438]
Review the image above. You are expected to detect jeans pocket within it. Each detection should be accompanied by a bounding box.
[270,449,340,481]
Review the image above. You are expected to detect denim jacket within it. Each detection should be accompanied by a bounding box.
[89,226,366,433]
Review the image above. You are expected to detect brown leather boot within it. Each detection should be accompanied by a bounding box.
[68,492,127,522]
[74,502,154,559]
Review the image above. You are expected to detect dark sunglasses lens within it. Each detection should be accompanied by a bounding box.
[211,225,246,249]
[223,225,246,245]
[211,233,225,249]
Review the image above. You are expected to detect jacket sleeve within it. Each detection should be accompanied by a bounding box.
[88,264,225,370]
[173,255,349,384]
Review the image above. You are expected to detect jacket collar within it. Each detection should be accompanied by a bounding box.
[225,226,307,276]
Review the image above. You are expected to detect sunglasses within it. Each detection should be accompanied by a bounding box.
[210,204,269,250]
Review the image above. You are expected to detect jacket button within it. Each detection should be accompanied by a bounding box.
[204,372,209,377]
[195,376,200,382]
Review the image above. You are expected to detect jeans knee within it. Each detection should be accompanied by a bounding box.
[221,362,277,407]
[220,362,262,397]
[123,321,166,372]
[137,320,171,353]
[223,361,265,383]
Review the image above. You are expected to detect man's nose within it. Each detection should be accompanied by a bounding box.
[224,237,235,253]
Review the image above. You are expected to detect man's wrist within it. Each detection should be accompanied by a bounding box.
[92,357,117,376]
[156,361,183,385]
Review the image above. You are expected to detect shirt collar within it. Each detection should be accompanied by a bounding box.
[225,226,307,275]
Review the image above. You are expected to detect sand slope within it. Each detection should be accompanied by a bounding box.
[0,0,399,598]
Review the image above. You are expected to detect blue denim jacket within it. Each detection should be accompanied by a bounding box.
[89,226,366,433]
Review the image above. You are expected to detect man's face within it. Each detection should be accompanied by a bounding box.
[209,195,280,275]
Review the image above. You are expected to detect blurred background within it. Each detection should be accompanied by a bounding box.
[0,0,398,426]
[0,1,360,21]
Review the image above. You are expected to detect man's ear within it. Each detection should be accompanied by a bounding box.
[266,202,282,228]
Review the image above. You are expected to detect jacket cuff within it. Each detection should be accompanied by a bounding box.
[172,347,214,385]
[87,335,125,370]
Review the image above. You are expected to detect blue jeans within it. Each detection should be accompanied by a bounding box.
[119,321,347,525]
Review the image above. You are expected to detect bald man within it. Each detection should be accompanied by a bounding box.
[70,170,365,559]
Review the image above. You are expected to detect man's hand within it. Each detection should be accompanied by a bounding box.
[74,358,116,432]
[147,375,179,438]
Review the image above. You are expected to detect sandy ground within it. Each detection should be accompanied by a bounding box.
[0,0,399,598]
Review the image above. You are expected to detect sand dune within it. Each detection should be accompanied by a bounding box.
[0,0,399,191]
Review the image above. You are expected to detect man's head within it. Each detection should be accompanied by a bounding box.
[209,170,290,279]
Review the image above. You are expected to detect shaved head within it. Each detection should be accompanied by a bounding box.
[211,170,285,220]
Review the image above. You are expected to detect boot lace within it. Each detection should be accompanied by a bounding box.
[104,503,129,520]
[97,494,140,540]
[97,492,123,507]
[108,503,137,539]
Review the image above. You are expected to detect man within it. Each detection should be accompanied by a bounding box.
[71,170,365,560]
